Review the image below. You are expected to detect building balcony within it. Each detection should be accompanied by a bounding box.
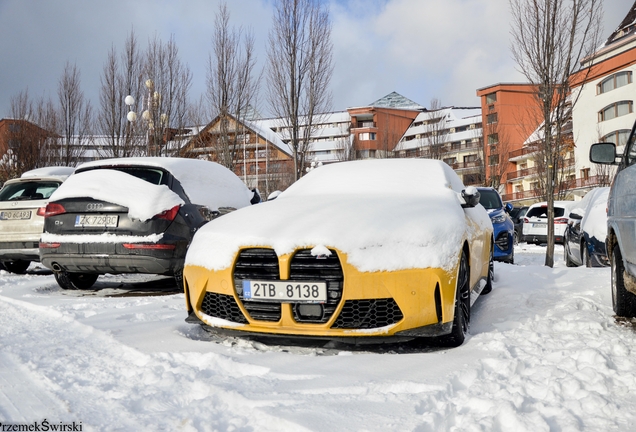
[505,166,539,181]
[509,145,539,161]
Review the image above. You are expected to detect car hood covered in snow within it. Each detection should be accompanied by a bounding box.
[186,159,492,273]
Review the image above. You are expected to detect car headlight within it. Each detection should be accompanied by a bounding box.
[492,214,507,224]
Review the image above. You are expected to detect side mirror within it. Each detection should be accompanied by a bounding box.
[590,142,618,165]
[505,202,514,213]
[568,212,583,220]
[461,186,481,208]
[267,190,282,201]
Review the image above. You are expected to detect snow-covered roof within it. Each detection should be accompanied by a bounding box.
[20,166,75,179]
[366,92,424,110]
[75,157,253,211]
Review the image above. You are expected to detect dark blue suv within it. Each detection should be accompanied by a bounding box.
[477,187,515,264]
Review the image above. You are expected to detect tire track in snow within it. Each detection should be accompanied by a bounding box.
[0,294,309,431]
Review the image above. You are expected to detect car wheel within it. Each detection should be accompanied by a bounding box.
[54,272,98,290]
[2,260,30,274]
[439,250,470,347]
[513,231,519,245]
[583,243,592,268]
[611,245,636,317]
[564,243,576,267]
[174,268,184,289]
[482,245,494,295]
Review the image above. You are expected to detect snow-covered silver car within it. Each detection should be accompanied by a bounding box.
[0,167,74,273]
[39,158,255,290]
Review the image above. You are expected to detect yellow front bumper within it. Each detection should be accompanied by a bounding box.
[183,250,459,338]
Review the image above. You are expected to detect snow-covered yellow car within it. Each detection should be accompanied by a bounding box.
[183,159,493,346]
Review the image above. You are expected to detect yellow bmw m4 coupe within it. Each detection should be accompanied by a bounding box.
[183,159,493,347]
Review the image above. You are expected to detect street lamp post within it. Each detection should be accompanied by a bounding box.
[125,79,166,156]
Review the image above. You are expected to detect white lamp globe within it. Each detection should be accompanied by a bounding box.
[126,111,138,122]
[124,95,135,106]
[142,110,151,121]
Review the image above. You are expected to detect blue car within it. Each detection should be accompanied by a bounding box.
[477,187,515,264]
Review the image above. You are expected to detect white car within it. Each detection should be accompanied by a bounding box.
[522,200,575,245]
[0,167,75,273]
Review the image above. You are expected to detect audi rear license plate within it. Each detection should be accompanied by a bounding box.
[243,280,327,303]
[0,210,32,220]
[75,214,119,227]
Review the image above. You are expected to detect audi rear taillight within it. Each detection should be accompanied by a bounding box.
[39,242,61,248]
[154,205,180,221]
[122,243,176,250]
[42,203,66,218]
[36,207,46,216]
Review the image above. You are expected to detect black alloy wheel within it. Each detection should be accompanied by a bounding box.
[2,260,30,274]
[439,250,470,347]
[55,271,99,290]
[611,245,636,317]
[482,244,494,295]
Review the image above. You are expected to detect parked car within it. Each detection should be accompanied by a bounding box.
[183,159,494,347]
[522,201,575,245]
[0,166,74,273]
[564,187,610,268]
[590,121,636,317]
[509,206,529,244]
[477,187,515,263]
[39,157,255,290]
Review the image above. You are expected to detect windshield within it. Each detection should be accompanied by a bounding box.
[0,181,61,201]
[478,189,503,210]
[526,206,566,218]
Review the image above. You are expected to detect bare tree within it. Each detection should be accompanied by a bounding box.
[98,30,145,158]
[206,1,260,171]
[482,113,512,190]
[423,99,449,160]
[509,0,603,267]
[55,62,92,166]
[267,0,333,180]
[142,35,192,156]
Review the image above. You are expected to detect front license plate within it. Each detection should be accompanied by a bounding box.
[243,280,327,303]
[0,210,32,220]
[75,214,119,227]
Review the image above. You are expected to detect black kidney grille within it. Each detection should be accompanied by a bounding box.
[200,292,248,324]
[289,249,344,323]
[234,248,281,322]
[331,299,404,329]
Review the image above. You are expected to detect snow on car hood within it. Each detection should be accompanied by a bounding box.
[186,159,492,273]
[49,169,184,221]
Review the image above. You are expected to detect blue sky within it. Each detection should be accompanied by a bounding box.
[0,0,630,119]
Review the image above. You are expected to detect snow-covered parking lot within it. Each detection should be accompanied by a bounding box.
[1,243,636,431]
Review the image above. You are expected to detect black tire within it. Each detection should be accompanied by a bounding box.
[439,250,470,347]
[583,242,591,268]
[513,231,519,245]
[482,244,494,295]
[611,245,636,317]
[564,243,576,267]
[2,260,30,274]
[174,268,184,290]
[55,272,98,290]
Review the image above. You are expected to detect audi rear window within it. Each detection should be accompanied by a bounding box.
[0,181,61,201]
[78,167,167,186]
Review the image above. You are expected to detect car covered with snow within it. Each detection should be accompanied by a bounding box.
[564,187,610,267]
[182,159,493,347]
[477,187,515,263]
[0,166,75,273]
[590,121,636,317]
[522,200,575,245]
[39,157,255,290]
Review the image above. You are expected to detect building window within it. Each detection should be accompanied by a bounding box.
[602,129,631,147]
[581,168,590,179]
[488,133,499,145]
[358,132,376,140]
[443,157,457,165]
[464,154,478,163]
[489,155,499,165]
[486,112,498,124]
[598,71,632,94]
[486,92,497,105]
[599,101,633,122]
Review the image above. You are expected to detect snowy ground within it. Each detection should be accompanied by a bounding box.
[1,243,636,431]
